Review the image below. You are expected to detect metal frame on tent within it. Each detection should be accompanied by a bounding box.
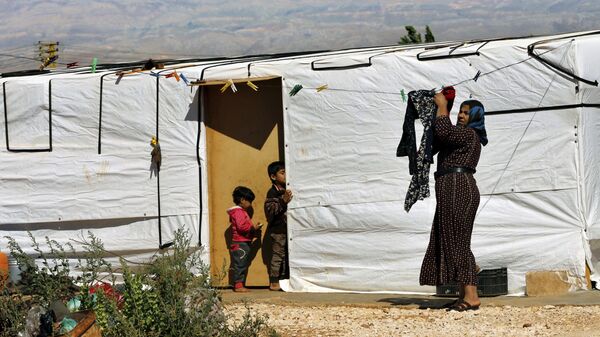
[2,81,53,152]
[528,30,600,87]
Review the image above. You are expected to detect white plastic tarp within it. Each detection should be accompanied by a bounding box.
[0,72,205,262]
[274,35,587,293]
[1,31,598,294]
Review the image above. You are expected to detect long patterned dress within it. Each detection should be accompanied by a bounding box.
[419,115,481,286]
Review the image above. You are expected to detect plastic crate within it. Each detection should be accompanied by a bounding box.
[436,268,508,297]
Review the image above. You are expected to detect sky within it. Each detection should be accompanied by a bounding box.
[0,0,599,72]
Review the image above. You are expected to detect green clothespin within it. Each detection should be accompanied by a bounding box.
[91,57,98,73]
[289,84,303,96]
[400,89,407,103]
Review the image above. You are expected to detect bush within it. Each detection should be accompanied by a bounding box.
[1,228,276,337]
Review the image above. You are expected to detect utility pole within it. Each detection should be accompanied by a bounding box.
[37,41,59,69]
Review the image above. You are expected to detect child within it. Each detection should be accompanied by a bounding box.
[228,186,261,292]
[264,161,293,291]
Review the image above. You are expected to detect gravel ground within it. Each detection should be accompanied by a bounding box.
[225,303,600,336]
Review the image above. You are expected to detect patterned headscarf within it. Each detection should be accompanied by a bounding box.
[461,100,488,146]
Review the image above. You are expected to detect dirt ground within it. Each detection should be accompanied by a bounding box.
[224,290,600,336]
[226,303,600,336]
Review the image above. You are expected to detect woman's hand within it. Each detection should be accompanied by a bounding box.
[434,92,449,117]
[434,92,447,108]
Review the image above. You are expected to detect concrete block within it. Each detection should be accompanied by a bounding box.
[526,270,585,297]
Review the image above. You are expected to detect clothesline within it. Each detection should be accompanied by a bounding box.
[91,37,576,99]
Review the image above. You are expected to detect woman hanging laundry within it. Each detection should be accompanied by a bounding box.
[419,93,488,312]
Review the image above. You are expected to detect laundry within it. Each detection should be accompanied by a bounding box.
[397,87,455,212]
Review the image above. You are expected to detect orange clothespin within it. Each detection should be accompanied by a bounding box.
[165,71,180,82]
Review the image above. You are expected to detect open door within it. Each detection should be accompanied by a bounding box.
[203,77,284,287]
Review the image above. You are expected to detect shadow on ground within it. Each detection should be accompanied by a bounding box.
[377,297,457,309]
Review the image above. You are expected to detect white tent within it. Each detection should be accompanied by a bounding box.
[1,30,599,294]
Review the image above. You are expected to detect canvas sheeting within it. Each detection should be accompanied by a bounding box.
[1,31,599,294]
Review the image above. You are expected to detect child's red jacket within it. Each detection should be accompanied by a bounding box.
[227,206,255,242]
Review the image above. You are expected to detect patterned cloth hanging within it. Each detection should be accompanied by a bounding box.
[397,90,436,211]
[397,87,455,212]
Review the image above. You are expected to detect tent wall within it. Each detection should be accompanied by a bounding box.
[270,36,588,293]
[574,35,600,282]
[0,73,206,262]
[579,106,600,280]
[1,31,598,294]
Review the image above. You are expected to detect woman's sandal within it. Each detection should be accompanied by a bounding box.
[446,299,480,312]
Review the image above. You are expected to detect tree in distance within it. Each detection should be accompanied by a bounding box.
[399,25,435,44]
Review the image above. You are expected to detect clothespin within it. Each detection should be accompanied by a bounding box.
[180,73,190,85]
[220,79,237,93]
[116,69,141,77]
[400,89,407,103]
[166,71,180,82]
[173,71,180,82]
[316,84,328,92]
[473,70,482,82]
[149,72,160,77]
[66,62,78,69]
[116,73,124,85]
[246,81,259,91]
[289,84,303,96]
[150,136,161,171]
[91,58,98,73]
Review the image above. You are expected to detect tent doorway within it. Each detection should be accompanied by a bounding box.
[203,77,284,287]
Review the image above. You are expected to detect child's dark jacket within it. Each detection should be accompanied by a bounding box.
[264,185,287,234]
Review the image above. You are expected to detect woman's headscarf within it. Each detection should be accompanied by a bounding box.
[461,100,488,146]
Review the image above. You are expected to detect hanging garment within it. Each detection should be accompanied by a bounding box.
[397,90,437,212]
[397,87,456,212]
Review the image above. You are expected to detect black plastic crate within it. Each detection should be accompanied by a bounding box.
[436,268,508,297]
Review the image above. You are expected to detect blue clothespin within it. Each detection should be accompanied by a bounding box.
[180,73,190,85]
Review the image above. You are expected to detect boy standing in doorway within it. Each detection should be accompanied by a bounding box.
[265,161,293,291]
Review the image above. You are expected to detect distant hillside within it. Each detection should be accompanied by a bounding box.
[1,0,598,72]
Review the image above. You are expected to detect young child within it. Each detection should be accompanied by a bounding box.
[228,186,261,292]
[264,161,293,291]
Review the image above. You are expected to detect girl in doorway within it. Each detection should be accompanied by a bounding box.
[228,186,262,292]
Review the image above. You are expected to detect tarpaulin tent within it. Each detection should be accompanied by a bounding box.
[1,30,599,294]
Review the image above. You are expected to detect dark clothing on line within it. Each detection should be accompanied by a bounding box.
[420,116,481,286]
[397,90,437,212]
[396,90,436,174]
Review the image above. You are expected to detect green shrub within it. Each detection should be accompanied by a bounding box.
[5,233,77,305]
[1,228,276,337]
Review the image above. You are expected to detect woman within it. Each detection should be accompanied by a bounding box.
[419,93,488,311]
